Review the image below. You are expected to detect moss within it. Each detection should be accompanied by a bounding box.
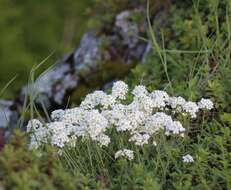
[87,0,171,29]
[0,130,106,190]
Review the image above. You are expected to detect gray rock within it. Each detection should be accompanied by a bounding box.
[74,32,103,78]
[0,100,18,129]
[21,62,78,109]
[0,100,19,146]
[116,10,139,48]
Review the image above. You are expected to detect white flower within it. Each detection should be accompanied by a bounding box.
[143,112,172,135]
[62,107,85,124]
[198,98,214,110]
[68,135,78,148]
[150,96,166,109]
[182,101,199,118]
[26,119,43,132]
[153,141,157,146]
[165,121,185,135]
[111,80,128,100]
[150,90,169,108]
[150,90,169,100]
[101,104,126,126]
[49,122,73,148]
[115,149,134,160]
[182,154,194,163]
[132,85,148,97]
[117,119,133,132]
[96,133,111,147]
[133,95,154,115]
[167,96,186,110]
[127,110,146,130]
[83,109,108,139]
[80,90,115,110]
[27,120,50,149]
[70,125,86,137]
[51,109,65,121]
[100,95,116,109]
[129,133,150,146]
[80,91,102,110]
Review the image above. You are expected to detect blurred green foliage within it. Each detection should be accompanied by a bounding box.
[0,0,94,98]
[0,131,106,190]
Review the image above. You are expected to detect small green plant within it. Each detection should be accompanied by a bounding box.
[0,131,106,190]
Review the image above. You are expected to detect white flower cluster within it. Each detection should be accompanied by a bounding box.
[111,80,128,100]
[198,98,214,110]
[27,81,213,160]
[182,154,194,163]
[129,133,150,146]
[115,149,134,161]
[26,119,49,149]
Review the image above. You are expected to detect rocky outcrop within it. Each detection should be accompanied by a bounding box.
[20,7,148,110]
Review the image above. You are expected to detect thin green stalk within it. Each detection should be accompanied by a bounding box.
[86,139,95,175]
[147,0,173,92]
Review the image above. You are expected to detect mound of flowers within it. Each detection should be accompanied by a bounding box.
[27,81,213,161]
